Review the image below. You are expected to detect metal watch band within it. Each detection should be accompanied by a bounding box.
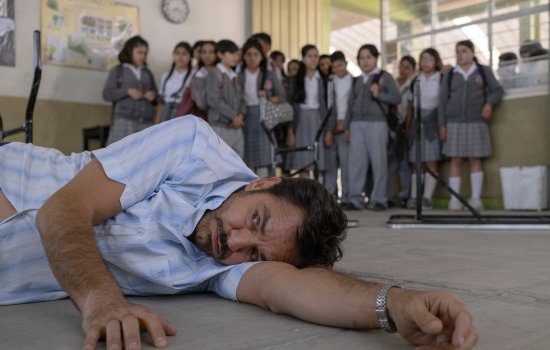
[375,284,400,333]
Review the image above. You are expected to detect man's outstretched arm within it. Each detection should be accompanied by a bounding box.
[36,158,176,350]
[237,262,478,350]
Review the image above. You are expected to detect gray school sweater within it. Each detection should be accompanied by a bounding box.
[438,64,503,127]
[345,71,401,128]
[205,68,246,127]
[102,65,157,122]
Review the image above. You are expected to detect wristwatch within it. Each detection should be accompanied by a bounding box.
[376,284,400,333]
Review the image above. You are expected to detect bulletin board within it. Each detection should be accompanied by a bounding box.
[41,0,140,71]
[0,0,15,66]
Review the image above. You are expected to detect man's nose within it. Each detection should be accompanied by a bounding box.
[227,227,254,252]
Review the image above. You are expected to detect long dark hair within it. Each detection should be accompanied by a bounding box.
[294,44,318,104]
[241,38,267,81]
[456,39,478,63]
[198,40,218,68]
[162,41,193,99]
[118,35,148,64]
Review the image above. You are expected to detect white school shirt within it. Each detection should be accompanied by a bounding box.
[159,69,192,103]
[417,72,442,110]
[216,62,238,81]
[300,70,321,110]
[454,64,477,80]
[123,63,144,80]
[0,117,259,305]
[244,69,260,106]
[362,67,381,84]
[332,73,352,121]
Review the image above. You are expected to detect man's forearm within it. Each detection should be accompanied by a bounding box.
[237,262,388,330]
[35,158,126,314]
[36,195,124,312]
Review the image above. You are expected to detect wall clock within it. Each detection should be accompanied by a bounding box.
[162,0,190,24]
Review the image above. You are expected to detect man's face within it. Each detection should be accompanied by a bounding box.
[190,178,304,266]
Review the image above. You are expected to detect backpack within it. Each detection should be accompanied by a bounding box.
[177,67,225,120]
[369,70,399,132]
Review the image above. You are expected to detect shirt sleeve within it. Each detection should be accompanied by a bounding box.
[92,117,211,210]
[206,262,260,301]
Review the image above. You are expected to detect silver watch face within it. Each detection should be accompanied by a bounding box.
[162,0,190,24]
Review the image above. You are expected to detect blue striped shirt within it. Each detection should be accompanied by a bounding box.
[0,117,259,305]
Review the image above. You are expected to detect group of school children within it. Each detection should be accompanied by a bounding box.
[102,33,503,212]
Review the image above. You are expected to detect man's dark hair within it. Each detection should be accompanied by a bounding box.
[216,39,239,54]
[330,50,346,63]
[251,32,272,46]
[264,178,347,268]
[118,35,149,64]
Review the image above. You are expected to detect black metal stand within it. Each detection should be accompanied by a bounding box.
[269,106,333,182]
[388,78,550,229]
[0,31,42,144]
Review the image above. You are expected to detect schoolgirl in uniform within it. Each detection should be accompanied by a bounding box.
[286,44,332,179]
[387,55,415,208]
[205,40,246,159]
[155,41,194,123]
[240,39,286,178]
[406,48,443,209]
[344,44,401,211]
[439,40,503,210]
[184,40,217,119]
[103,35,157,145]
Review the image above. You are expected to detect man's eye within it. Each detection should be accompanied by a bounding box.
[252,210,260,227]
[251,248,258,262]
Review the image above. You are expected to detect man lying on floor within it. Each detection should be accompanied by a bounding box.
[0,117,477,350]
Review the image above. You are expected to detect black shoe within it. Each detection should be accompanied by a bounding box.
[344,203,363,211]
[387,200,395,208]
[371,202,387,211]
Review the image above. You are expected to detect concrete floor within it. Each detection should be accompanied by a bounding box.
[1,209,549,350]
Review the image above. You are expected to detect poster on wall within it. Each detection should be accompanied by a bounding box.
[0,0,15,66]
[41,0,140,71]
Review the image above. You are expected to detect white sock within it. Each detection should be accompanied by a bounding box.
[449,176,461,202]
[423,173,438,200]
[470,172,484,199]
[410,174,417,199]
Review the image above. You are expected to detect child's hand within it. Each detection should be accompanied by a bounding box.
[232,114,245,128]
[128,88,143,100]
[370,83,379,97]
[481,104,492,120]
[144,90,157,102]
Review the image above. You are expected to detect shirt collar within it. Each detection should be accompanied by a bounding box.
[217,62,237,80]
[454,64,477,77]
[362,67,380,83]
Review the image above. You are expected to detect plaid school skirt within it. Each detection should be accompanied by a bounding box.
[442,122,492,158]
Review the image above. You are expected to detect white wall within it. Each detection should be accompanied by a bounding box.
[0,0,247,105]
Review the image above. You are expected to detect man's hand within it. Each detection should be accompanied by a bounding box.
[128,88,143,100]
[388,288,478,350]
[81,294,176,350]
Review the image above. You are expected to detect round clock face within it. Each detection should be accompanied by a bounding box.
[162,0,190,24]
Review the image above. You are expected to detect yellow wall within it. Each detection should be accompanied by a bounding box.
[0,96,111,153]
[252,0,331,58]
